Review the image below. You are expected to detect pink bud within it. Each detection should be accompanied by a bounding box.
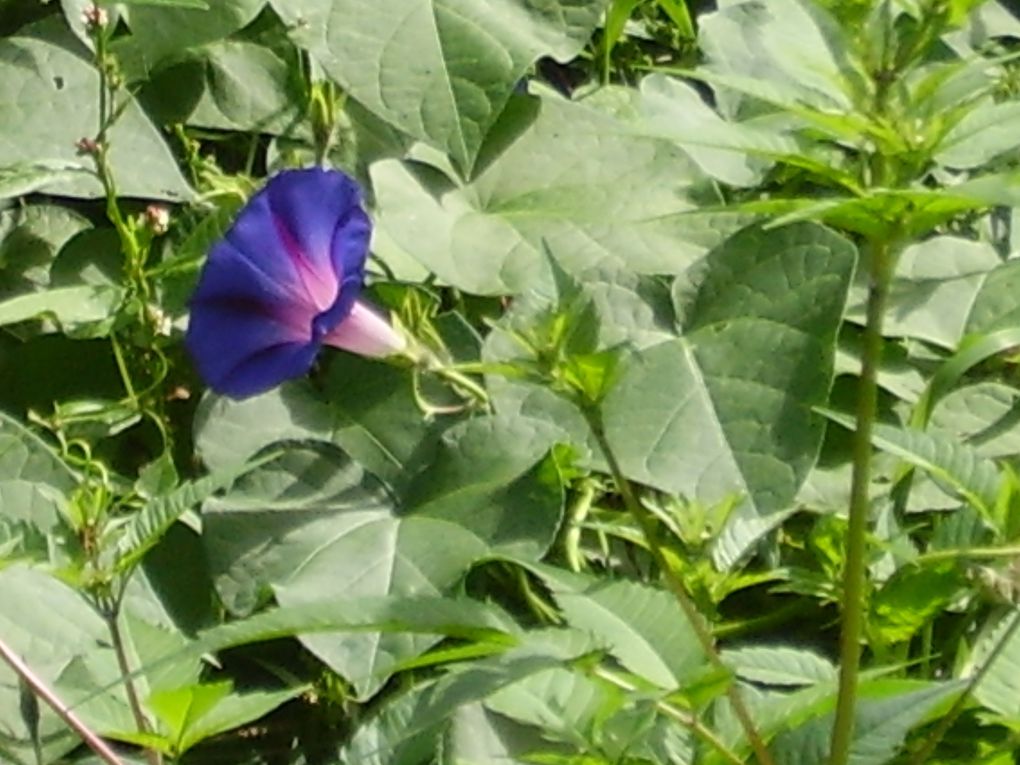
[81,4,108,30]
[144,205,170,235]
[75,137,100,155]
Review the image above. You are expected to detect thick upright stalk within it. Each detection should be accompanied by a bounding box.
[584,410,775,765]
[829,240,893,765]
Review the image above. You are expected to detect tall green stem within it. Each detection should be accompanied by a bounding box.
[103,606,162,765]
[829,239,893,765]
[583,409,775,765]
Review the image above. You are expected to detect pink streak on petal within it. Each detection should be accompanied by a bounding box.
[322,300,406,358]
[271,213,338,312]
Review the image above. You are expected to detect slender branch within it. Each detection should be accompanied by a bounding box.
[0,636,126,765]
[104,611,161,765]
[583,409,776,765]
[110,333,138,407]
[591,665,744,765]
[915,545,1020,565]
[829,239,893,765]
[431,365,491,409]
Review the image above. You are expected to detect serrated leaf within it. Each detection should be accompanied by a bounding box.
[179,685,306,752]
[821,410,1003,516]
[525,563,708,690]
[148,682,232,748]
[870,562,965,644]
[115,455,274,571]
[189,596,518,657]
[723,645,836,687]
[440,703,546,765]
[345,636,591,765]
[972,612,1020,719]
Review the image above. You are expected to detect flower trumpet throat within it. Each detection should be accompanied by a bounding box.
[185,167,405,399]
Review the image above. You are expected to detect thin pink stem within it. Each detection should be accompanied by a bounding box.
[0,636,126,765]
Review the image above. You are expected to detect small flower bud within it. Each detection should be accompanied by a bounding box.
[167,386,191,402]
[147,305,172,336]
[81,3,109,31]
[144,205,170,235]
[75,137,100,155]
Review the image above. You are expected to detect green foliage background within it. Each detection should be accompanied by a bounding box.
[3,0,1020,763]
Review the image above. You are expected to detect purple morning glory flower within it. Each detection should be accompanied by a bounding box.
[185,167,406,399]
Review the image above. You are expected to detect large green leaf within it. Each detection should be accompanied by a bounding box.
[482,264,678,453]
[193,381,333,470]
[870,561,965,645]
[186,41,302,134]
[930,382,1020,458]
[636,73,799,187]
[844,236,1001,349]
[964,256,1020,336]
[343,633,591,765]
[0,412,75,562]
[0,161,93,200]
[373,91,749,295]
[115,456,270,571]
[0,36,192,200]
[122,0,266,67]
[698,0,863,117]
[203,415,561,697]
[272,0,609,174]
[0,203,91,293]
[934,99,1020,169]
[483,629,697,763]
[194,357,448,488]
[603,222,856,566]
[0,285,123,336]
[440,703,548,765]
